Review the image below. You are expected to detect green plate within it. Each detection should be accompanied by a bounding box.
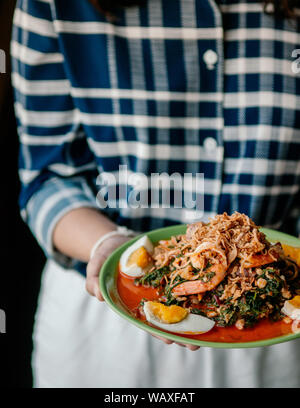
[100,225,300,349]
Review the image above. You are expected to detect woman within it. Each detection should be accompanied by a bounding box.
[13,0,300,387]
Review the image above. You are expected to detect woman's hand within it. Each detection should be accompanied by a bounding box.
[54,208,199,350]
[86,235,200,351]
[86,234,131,301]
[151,333,200,351]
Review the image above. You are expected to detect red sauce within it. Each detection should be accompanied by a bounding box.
[117,270,293,343]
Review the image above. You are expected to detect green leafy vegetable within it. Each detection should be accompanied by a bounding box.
[135,266,169,288]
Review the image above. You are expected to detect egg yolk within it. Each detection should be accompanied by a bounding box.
[127,246,152,268]
[282,244,300,267]
[289,296,300,308]
[147,301,188,324]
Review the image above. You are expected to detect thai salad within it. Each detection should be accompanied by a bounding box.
[131,212,300,332]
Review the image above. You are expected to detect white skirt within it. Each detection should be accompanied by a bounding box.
[32,260,300,388]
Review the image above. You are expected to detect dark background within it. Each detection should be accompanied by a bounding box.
[0,0,45,388]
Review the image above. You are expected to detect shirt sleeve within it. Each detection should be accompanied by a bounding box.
[12,0,99,268]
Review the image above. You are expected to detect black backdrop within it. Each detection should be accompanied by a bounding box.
[0,0,45,388]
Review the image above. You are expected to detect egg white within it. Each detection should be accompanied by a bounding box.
[120,235,153,277]
[282,299,300,321]
[143,302,215,335]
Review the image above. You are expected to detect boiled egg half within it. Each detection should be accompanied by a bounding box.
[120,235,153,277]
[143,301,215,335]
[281,295,300,320]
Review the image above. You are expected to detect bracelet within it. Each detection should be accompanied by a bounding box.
[89,226,136,260]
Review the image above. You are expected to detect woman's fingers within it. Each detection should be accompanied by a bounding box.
[86,275,105,301]
[186,344,200,351]
[151,334,200,350]
[174,342,185,348]
[174,342,200,350]
[86,251,107,300]
[86,235,131,301]
[151,333,173,345]
[85,275,105,301]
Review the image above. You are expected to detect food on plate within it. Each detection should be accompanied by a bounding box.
[143,301,215,334]
[119,235,153,277]
[282,245,300,267]
[281,295,300,334]
[282,295,300,320]
[124,212,300,335]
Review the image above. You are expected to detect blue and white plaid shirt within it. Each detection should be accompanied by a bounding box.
[12,0,300,273]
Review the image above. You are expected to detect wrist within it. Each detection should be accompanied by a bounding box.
[90,235,130,266]
[89,226,136,260]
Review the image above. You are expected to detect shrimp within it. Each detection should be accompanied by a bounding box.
[190,241,228,270]
[178,265,198,280]
[190,253,206,270]
[243,251,280,268]
[172,263,228,296]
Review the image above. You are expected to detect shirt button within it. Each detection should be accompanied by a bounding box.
[203,137,217,152]
[203,49,218,70]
